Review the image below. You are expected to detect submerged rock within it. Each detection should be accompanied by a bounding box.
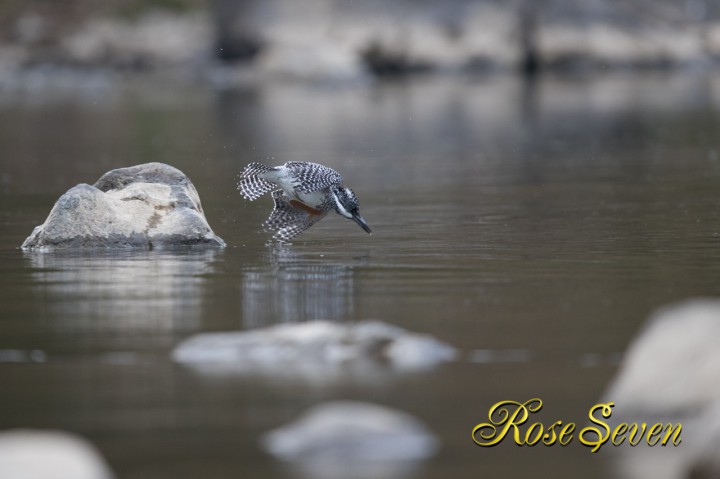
[262,401,439,464]
[0,429,114,479]
[22,162,225,250]
[172,320,457,375]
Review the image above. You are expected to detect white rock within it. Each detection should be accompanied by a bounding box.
[602,300,720,479]
[172,320,457,375]
[0,430,114,479]
[687,402,720,478]
[262,401,438,463]
[22,162,225,250]
[604,299,720,415]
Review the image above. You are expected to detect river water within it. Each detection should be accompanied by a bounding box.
[1,72,719,478]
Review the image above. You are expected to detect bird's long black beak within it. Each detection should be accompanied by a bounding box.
[353,214,372,234]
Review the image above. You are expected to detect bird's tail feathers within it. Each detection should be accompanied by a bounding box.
[238,162,277,201]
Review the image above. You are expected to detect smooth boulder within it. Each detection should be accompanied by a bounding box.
[172,320,457,375]
[22,162,225,250]
[0,429,114,479]
[262,401,439,463]
[604,299,720,415]
[601,299,720,479]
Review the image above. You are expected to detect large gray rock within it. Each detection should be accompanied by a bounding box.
[22,162,225,250]
[262,401,438,474]
[172,320,457,377]
[0,429,114,479]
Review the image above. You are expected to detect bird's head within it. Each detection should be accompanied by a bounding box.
[330,186,372,234]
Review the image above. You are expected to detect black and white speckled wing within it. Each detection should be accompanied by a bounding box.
[238,162,277,200]
[284,161,344,194]
[263,190,327,242]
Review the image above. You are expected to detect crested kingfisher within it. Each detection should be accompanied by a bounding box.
[238,161,372,242]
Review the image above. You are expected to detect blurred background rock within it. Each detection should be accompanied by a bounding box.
[1,0,720,84]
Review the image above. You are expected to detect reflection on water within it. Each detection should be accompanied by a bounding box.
[242,246,355,327]
[24,250,219,333]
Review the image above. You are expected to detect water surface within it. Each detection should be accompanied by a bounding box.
[1,73,720,478]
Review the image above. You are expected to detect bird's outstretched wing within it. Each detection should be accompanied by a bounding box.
[238,162,278,200]
[285,161,344,194]
[263,190,327,242]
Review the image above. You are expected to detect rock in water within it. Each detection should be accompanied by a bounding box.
[21,163,225,250]
[262,401,439,462]
[172,320,457,375]
[604,299,720,415]
[600,299,720,479]
[0,429,114,479]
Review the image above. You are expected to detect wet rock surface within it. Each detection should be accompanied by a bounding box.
[21,162,225,250]
[0,429,114,479]
[172,320,457,375]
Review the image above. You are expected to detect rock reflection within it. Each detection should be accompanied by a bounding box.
[242,246,355,327]
[25,250,218,333]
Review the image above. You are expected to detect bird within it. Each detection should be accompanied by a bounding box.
[238,161,372,242]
